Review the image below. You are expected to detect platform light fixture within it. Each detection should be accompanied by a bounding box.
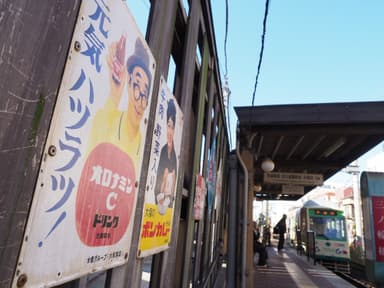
[254,184,262,192]
[261,157,275,172]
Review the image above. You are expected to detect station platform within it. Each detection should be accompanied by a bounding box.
[214,239,355,288]
[253,243,353,287]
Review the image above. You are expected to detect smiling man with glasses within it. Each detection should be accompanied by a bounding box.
[87,36,153,170]
[76,35,154,248]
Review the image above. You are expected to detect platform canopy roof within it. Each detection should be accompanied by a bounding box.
[235,101,384,201]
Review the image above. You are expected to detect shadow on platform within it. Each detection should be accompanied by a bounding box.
[214,239,354,288]
[253,241,353,288]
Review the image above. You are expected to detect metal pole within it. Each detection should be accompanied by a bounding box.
[353,171,363,241]
[236,139,248,288]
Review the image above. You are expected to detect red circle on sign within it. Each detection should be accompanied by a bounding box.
[76,143,136,246]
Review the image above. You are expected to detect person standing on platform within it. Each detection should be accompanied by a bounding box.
[253,223,268,266]
[275,214,287,251]
[263,225,271,246]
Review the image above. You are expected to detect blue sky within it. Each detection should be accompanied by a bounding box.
[211,0,384,144]
[210,0,384,185]
[127,1,384,185]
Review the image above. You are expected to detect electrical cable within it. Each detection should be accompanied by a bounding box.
[251,0,271,106]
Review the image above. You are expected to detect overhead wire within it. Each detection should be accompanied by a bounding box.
[251,0,271,106]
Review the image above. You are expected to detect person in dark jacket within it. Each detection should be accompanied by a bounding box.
[253,225,268,266]
[275,214,287,251]
[263,225,271,246]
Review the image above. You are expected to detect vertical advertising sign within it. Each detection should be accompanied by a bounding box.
[372,196,384,261]
[360,172,384,285]
[207,139,217,215]
[138,77,183,257]
[13,1,155,287]
[194,175,207,220]
[214,161,223,221]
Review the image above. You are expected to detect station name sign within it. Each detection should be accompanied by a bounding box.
[264,172,323,186]
[282,185,304,195]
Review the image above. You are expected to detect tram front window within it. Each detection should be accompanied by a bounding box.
[309,217,346,241]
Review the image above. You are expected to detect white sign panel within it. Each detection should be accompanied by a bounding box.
[282,185,305,195]
[13,1,155,287]
[264,172,323,186]
[138,77,183,257]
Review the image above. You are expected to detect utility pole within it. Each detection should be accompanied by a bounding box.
[344,162,363,240]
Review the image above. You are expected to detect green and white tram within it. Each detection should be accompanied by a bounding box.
[293,200,350,272]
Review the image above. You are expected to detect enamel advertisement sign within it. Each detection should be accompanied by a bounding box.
[138,77,183,257]
[13,1,155,287]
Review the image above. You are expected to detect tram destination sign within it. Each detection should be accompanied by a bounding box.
[264,172,323,186]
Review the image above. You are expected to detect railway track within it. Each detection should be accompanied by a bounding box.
[335,271,376,288]
[328,261,376,288]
